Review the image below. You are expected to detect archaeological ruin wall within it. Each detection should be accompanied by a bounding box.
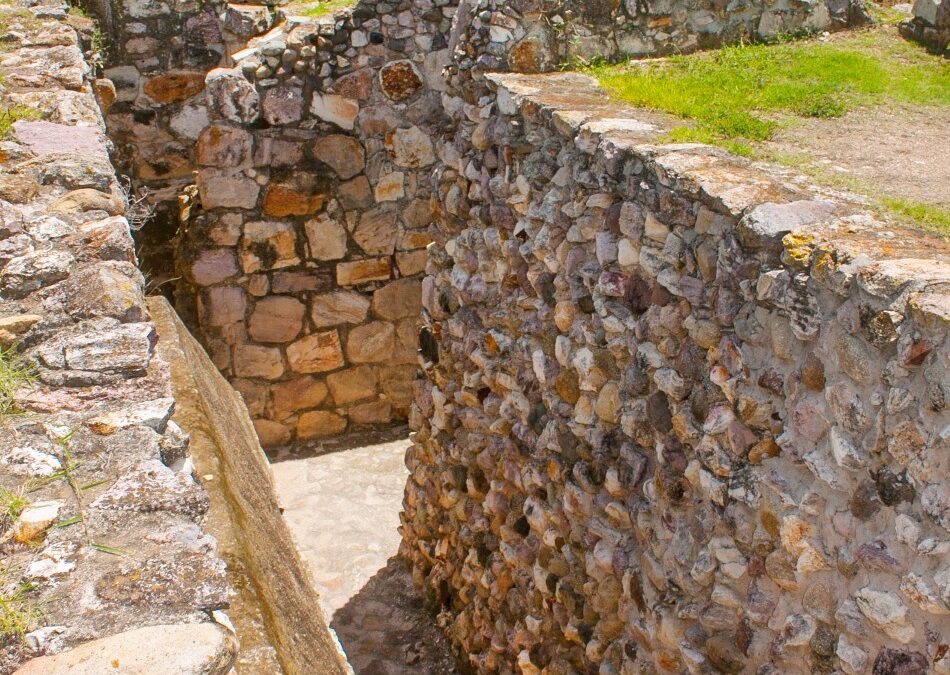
[174,1,456,446]
[86,0,868,450]
[399,69,950,673]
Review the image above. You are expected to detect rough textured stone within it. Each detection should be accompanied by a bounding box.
[287,331,346,373]
[346,322,396,364]
[312,135,365,180]
[248,296,305,343]
[311,291,371,327]
[12,623,238,675]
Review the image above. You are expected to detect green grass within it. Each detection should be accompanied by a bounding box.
[297,0,356,17]
[0,348,35,417]
[0,577,40,643]
[881,197,950,234]
[592,28,950,146]
[0,104,40,141]
[0,486,28,524]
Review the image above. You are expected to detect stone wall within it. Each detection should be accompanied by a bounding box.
[0,2,237,671]
[175,1,455,446]
[400,72,950,674]
[900,0,949,53]
[445,0,868,77]
[99,0,277,286]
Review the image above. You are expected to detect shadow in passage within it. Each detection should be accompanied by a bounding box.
[330,556,460,675]
[268,424,411,463]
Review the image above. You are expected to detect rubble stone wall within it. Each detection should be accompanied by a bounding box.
[400,72,950,674]
[445,0,868,77]
[176,1,456,446]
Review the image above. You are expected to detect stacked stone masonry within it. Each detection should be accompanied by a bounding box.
[175,0,458,446]
[399,71,950,674]
[0,2,236,671]
[103,0,865,448]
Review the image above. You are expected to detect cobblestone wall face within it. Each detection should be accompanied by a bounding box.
[176,1,455,446]
[399,72,950,675]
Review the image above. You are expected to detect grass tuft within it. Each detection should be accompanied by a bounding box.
[881,198,950,235]
[0,348,35,417]
[297,0,356,18]
[0,104,40,141]
[0,572,41,643]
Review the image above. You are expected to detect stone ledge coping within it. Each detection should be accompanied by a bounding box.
[486,71,950,323]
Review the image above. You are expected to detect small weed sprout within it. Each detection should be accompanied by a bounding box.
[0,348,36,418]
[118,176,156,231]
[0,572,41,643]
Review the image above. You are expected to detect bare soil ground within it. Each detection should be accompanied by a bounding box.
[763,103,950,209]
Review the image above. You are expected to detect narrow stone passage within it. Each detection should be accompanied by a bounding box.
[271,440,458,675]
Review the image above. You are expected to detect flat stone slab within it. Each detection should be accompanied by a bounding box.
[13,623,238,674]
[13,120,109,159]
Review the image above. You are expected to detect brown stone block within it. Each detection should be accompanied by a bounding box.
[311,291,371,328]
[354,206,398,255]
[201,286,246,327]
[331,68,374,100]
[272,377,329,417]
[297,410,347,439]
[347,400,392,425]
[346,321,396,364]
[336,258,391,286]
[232,378,270,417]
[378,364,416,408]
[240,221,300,273]
[396,250,427,276]
[248,296,305,343]
[272,269,333,294]
[233,344,285,380]
[311,134,365,180]
[254,418,291,447]
[372,278,422,321]
[143,72,205,104]
[262,184,326,217]
[327,366,377,405]
[197,125,252,167]
[338,176,374,210]
[287,330,345,373]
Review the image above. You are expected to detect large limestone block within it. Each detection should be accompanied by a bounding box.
[13,623,238,674]
[311,291,371,327]
[312,135,365,179]
[310,93,358,130]
[371,278,422,321]
[287,331,345,373]
[353,207,398,255]
[345,321,396,363]
[305,213,348,261]
[298,410,347,439]
[248,296,305,343]
[327,366,377,405]
[240,221,300,272]
[336,258,391,286]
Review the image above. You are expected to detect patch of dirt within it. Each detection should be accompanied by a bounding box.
[763,103,950,208]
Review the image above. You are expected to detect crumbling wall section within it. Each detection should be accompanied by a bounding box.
[176,2,455,446]
[400,72,950,674]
